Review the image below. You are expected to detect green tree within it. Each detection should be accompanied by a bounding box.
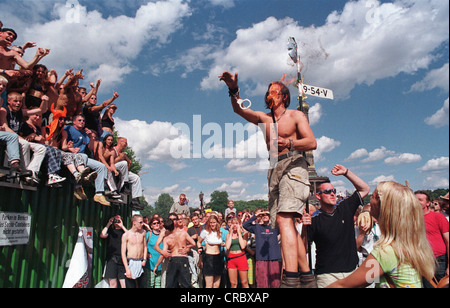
[208,191,229,214]
[154,193,174,219]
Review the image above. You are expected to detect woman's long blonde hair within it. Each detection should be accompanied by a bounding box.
[375,181,435,280]
[205,214,222,238]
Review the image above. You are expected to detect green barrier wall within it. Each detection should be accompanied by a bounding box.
[0,183,130,288]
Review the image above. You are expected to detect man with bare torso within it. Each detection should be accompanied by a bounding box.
[161,218,195,288]
[219,71,318,288]
[121,214,148,288]
[0,28,49,73]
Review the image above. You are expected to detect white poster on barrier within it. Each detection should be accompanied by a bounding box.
[0,212,31,247]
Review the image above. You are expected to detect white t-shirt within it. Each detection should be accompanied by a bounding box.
[200,230,222,245]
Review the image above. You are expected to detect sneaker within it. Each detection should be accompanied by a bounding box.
[74,187,88,200]
[84,170,98,183]
[25,171,40,185]
[48,174,66,186]
[110,191,122,199]
[93,194,111,207]
[75,167,91,184]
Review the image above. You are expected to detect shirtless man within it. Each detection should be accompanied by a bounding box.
[219,71,317,288]
[54,69,84,120]
[0,28,49,73]
[160,218,195,288]
[121,214,148,288]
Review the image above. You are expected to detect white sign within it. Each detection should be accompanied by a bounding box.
[302,84,334,100]
[0,212,32,246]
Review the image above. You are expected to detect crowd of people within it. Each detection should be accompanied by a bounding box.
[101,196,286,289]
[100,187,449,289]
[1,21,448,289]
[0,23,144,209]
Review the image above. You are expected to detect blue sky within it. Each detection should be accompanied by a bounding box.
[1,0,448,208]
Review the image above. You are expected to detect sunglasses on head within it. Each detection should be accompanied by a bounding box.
[318,188,337,195]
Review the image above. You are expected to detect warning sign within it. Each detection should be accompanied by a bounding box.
[0,212,31,246]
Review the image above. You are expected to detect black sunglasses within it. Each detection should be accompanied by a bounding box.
[317,188,337,195]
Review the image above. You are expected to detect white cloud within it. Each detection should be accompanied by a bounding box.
[216,181,248,194]
[203,125,268,160]
[384,153,422,165]
[346,148,369,161]
[225,159,269,173]
[10,0,191,91]
[418,157,449,172]
[410,63,449,93]
[199,0,448,99]
[308,103,322,126]
[362,146,395,163]
[314,136,341,161]
[425,98,449,128]
[114,117,192,170]
[422,175,449,189]
[369,174,396,186]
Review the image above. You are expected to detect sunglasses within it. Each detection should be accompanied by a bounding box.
[317,188,337,195]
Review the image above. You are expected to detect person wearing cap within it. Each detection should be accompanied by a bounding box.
[243,209,283,288]
[415,190,449,287]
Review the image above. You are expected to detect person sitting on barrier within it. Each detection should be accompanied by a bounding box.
[0,91,48,184]
[112,137,144,209]
[0,130,31,178]
[43,113,97,191]
[86,130,122,201]
[19,108,66,186]
[64,114,109,206]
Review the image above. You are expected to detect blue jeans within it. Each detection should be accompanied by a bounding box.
[0,131,21,163]
[80,153,107,194]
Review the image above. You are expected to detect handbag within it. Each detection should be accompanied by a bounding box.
[428,275,449,288]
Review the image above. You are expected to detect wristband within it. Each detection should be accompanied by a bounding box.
[289,139,295,151]
[228,87,239,98]
[344,168,349,176]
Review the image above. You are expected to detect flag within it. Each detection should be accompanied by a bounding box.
[62,231,89,288]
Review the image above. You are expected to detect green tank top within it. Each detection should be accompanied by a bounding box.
[230,237,242,252]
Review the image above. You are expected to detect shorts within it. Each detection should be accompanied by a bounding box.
[227,253,248,271]
[202,253,223,277]
[267,154,310,227]
[104,256,126,280]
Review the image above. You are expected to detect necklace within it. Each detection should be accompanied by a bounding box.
[275,109,287,122]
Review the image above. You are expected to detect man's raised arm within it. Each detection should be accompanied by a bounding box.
[219,71,264,125]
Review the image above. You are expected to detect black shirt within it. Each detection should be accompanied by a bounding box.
[308,192,363,275]
[106,228,125,259]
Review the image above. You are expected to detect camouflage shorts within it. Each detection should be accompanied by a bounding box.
[267,154,310,227]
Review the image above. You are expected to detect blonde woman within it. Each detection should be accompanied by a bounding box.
[328,181,435,288]
[197,214,224,288]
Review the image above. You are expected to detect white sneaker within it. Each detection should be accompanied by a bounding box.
[48,174,66,185]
